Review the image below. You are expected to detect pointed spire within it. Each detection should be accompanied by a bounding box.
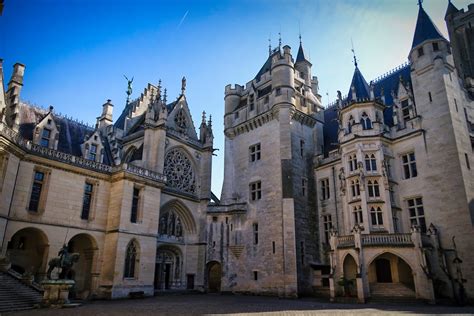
[295,35,310,64]
[208,114,212,128]
[268,37,272,56]
[163,88,167,104]
[347,62,370,103]
[445,0,459,18]
[201,111,206,124]
[412,1,445,49]
[351,39,358,68]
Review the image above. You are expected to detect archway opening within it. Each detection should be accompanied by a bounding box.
[155,246,183,290]
[67,234,97,299]
[342,254,357,297]
[7,227,49,282]
[207,261,222,292]
[368,253,415,297]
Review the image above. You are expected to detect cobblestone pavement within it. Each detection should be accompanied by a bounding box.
[6,294,474,316]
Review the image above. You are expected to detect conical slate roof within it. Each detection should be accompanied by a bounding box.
[445,1,459,18]
[296,42,310,64]
[412,4,445,48]
[346,65,370,102]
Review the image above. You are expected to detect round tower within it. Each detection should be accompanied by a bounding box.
[271,45,295,105]
[224,84,243,129]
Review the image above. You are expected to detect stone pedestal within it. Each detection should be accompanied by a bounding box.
[41,280,75,307]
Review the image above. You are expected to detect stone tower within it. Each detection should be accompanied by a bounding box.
[210,43,324,297]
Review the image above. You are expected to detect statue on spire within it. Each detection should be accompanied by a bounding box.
[124,75,134,105]
[181,76,186,95]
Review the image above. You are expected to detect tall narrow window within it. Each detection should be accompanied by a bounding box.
[89,144,98,161]
[131,187,140,223]
[465,153,471,170]
[250,181,262,201]
[300,140,305,157]
[368,180,380,198]
[417,47,424,57]
[124,240,139,278]
[370,207,384,228]
[351,179,360,198]
[253,223,258,245]
[253,271,258,281]
[360,112,372,130]
[322,215,332,243]
[29,171,45,212]
[432,42,439,52]
[428,92,432,102]
[365,154,377,171]
[272,241,276,254]
[407,197,426,233]
[353,205,363,225]
[348,154,357,172]
[40,128,51,148]
[402,152,418,179]
[302,178,307,196]
[81,182,93,220]
[401,100,410,121]
[320,178,330,200]
[249,143,261,162]
[300,241,305,264]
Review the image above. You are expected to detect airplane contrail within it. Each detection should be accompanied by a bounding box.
[177,10,189,30]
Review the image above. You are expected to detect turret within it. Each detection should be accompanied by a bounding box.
[5,62,25,130]
[224,84,243,128]
[295,40,312,87]
[271,45,295,105]
[97,99,114,130]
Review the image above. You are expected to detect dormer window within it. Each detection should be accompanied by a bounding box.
[89,144,98,161]
[417,47,424,57]
[401,100,410,121]
[360,112,372,130]
[432,42,439,52]
[40,128,51,148]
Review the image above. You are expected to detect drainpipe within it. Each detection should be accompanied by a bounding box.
[331,166,339,231]
[1,159,21,255]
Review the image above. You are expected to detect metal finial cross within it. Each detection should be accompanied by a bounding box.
[418,0,423,7]
[351,38,358,67]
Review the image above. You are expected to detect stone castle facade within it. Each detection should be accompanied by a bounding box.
[0,1,473,304]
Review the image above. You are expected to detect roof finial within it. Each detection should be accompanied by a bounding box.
[202,111,206,124]
[278,31,282,50]
[418,0,423,7]
[298,22,302,45]
[163,88,167,104]
[181,76,186,95]
[351,38,358,68]
[268,37,271,56]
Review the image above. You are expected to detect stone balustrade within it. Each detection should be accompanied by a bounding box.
[119,163,166,183]
[361,233,413,247]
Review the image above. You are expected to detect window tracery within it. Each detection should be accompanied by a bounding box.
[159,210,184,239]
[175,109,187,130]
[164,149,196,194]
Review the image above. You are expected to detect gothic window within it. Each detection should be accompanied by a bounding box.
[131,187,140,223]
[351,179,360,198]
[88,144,98,161]
[407,197,426,233]
[360,112,372,130]
[370,207,384,228]
[40,128,51,148]
[175,109,187,129]
[81,182,94,220]
[368,180,380,198]
[402,152,417,179]
[365,154,377,172]
[322,215,332,244]
[401,100,410,121]
[159,211,184,239]
[348,154,357,172]
[124,240,139,278]
[29,171,45,212]
[320,178,330,200]
[353,205,363,225]
[164,149,196,194]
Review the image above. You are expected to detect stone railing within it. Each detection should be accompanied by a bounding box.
[337,235,355,248]
[118,163,166,183]
[361,233,413,247]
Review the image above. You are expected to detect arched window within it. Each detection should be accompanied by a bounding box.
[353,205,363,225]
[124,240,139,278]
[351,179,360,198]
[348,154,357,172]
[365,154,377,171]
[360,112,372,130]
[368,180,380,197]
[370,207,383,227]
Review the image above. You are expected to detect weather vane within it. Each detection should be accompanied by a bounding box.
[351,38,358,67]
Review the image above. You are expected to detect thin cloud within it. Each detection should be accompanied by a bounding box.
[177,10,189,30]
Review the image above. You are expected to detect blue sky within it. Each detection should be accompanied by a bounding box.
[1,0,470,196]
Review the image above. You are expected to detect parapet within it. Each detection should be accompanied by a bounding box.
[225,84,244,95]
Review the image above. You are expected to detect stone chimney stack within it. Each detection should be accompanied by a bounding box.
[97,99,113,129]
[6,62,25,130]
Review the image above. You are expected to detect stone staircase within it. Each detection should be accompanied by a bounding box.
[369,282,421,304]
[0,271,43,313]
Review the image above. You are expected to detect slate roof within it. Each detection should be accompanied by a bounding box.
[412,4,445,48]
[296,43,310,64]
[445,1,459,18]
[18,102,112,164]
[255,55,272,82]
[322,63,412,157]
[346,66,370,102]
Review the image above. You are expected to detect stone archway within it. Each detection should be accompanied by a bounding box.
[342,254,358,297]
[7,227,49,281]
[207,261,221,292]
[368,252,415,297]
[67,233,98,299]
[155,246,183,290]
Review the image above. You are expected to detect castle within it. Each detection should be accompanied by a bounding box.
[0,0,473,305]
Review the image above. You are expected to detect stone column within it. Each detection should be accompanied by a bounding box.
[328,229,338,301]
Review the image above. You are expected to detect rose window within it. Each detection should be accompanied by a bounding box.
[164,149,196,193]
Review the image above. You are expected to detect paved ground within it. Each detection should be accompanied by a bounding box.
[6,294,474,316]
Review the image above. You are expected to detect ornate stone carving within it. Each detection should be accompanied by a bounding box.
[164,149,196,194]
[175,109,187,130]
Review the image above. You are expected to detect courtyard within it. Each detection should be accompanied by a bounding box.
[7,294,474,316]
